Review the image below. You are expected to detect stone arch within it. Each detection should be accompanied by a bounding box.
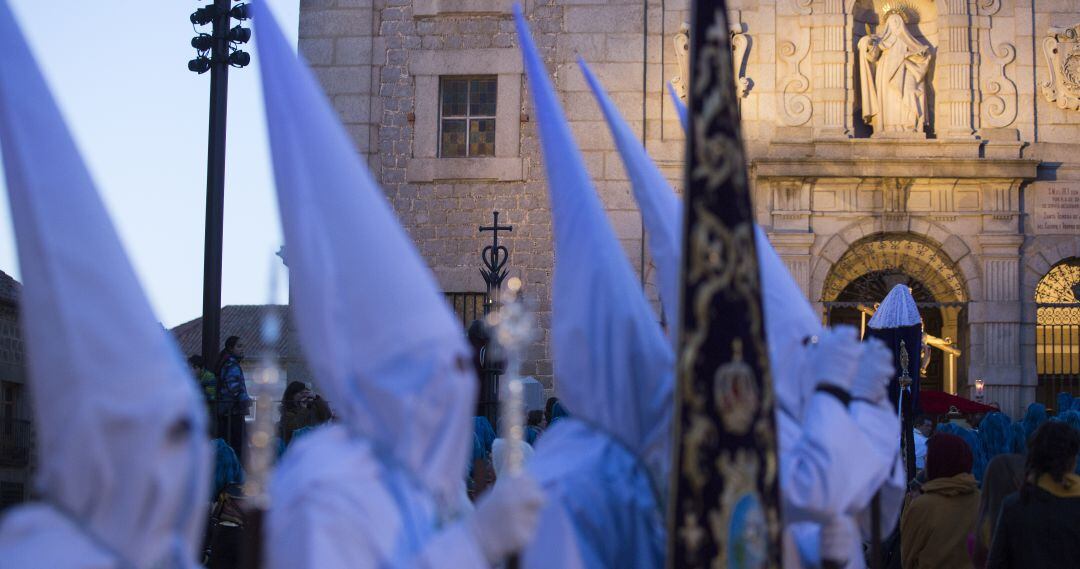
[809,217,981,304]
[821,233,968,303]
[1022,237,1080,308]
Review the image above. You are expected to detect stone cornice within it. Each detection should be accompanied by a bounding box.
[751,157,1040,180]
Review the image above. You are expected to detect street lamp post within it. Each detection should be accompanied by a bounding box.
[188,1,250,444]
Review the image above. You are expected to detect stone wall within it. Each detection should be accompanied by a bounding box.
[297,0,1080,414]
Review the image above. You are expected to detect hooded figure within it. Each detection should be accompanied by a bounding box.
[514,8,672,568]
[251,3,542,567]
[1022,402,1049,442]
[0,2,211,566]
[580,52,903,568]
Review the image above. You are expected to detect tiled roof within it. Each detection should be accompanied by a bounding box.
[171,305,293,360]
[0,270,20,305]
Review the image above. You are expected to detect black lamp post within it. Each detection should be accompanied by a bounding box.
[188,1,250,447]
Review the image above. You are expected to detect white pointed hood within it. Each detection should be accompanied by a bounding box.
[580,60,681,339]
[588,69,822,420]
[667,83,689,132]
[252,1,474,505]
[754,226,823,421]
[868,284,921,329]
[515,6,673,485]
[0,1,210,566]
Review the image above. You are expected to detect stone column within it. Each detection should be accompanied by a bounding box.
[935,0,977,138]
[969,234,1027,417]
[769,231,818,310]
[811,0,850,138]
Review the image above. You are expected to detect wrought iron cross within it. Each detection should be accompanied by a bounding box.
[479,211,513,310]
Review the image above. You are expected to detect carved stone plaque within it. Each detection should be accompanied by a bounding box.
[1033,184,1080,234]
[1042,24,1080,110]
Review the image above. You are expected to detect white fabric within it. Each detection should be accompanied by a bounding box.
[252,2,486,567]
[516,8,672,568]
[914,428,929,470]
[580,60,681,339]
[523,420,664,569]
[468,470,545,564]
[0,1,210,566]
[252,0,474,509]
[516,6,673,487]
[667,82,689,132]
[498,375,545,412]
[268,427,487,569]
[491,438,535,479]
[867,284,921,329]
[596,65,901,567]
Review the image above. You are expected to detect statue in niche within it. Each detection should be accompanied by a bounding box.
[857,8,933,137]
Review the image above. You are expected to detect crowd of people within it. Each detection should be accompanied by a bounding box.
[897,400,1080,568]
[3,0,1080,567]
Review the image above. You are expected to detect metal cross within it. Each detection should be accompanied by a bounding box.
[479,211,513,310]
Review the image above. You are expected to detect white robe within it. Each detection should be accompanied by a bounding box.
[523,420,664,569]
[269,427,487,569]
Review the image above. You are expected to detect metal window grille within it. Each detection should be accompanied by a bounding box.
[438,76,497,158]
[444,292,489,329]
[1035,259,1080,406]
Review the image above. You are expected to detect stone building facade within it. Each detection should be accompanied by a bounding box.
[0,270,30,510]
[298,0,1080,417]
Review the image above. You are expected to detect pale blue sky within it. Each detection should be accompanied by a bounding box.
[0,0,300,326]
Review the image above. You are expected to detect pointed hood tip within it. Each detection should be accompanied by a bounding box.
[519,13,672,467]
[0,0,209,563]
[867,283,921,329]
[254,0,474,504]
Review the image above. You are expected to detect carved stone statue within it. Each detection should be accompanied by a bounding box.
[857,10,933,137]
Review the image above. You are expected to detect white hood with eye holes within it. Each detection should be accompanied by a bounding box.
[0,1,210,567]
[251,0,475,510]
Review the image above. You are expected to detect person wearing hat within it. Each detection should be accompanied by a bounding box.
[900,433,980,568]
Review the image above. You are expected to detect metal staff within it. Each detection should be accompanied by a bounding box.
[486,277,536,568]
[241,256,286,569]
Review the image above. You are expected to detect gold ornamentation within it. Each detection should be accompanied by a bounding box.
[713,339,759,435]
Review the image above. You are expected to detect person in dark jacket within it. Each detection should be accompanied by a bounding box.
[215,335,251,460]
[987,421,1080,569]
[278,381,332,446]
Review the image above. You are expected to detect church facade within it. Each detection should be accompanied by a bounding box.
[298,0,1080,417]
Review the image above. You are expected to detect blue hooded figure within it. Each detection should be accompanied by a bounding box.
[1057,393,1074,415]
[474,416,497,457]
[976,413,1012,480]
[1007,421,1027,454]
[1022,403,1049,442]
[211,438,245,500]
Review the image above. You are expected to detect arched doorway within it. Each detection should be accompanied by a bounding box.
[1035,258,1080,406]
[821,234,968,394]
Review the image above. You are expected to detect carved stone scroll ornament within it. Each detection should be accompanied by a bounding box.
[984,42,1018,128]
[1042,24,1080,110]
[730,25,752,98]
[672,21,752,101]
[673,23,691,102]
[777,28,811,126]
